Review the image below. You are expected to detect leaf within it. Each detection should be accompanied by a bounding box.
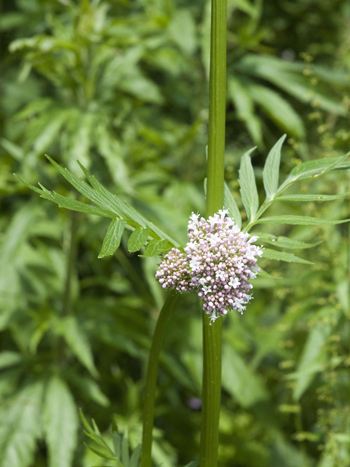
[281,153,350,188]
[248,85,304,138]
[130,445,141,467]
[228,78,262,145]
[58,316,98,377]
[224,183,242,228]
[143,239,172,257]
[127,228,150,253]
[262,248,313,265]
[98,219,126,258]
[292,326,331,400]
[44,376,78,467]
[222,344,267,407]
[258,234,318,250]
[0,352,22,369]
[168,9,197,55]
[263,135,286,200]
[0,382,43,467]
[239,147,259,221]
[256,215,350,226]
[44,157,178,245]
[277,193,347,202]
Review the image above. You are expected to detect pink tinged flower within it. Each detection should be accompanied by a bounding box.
[155,209,263,322]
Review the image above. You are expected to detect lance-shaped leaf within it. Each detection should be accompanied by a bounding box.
[98,218,126,258]
[239,147,259,221]
[277,193,348,202]
[22,156,179,246]
[263,134,286,200]
[280,153,350,189]
[263,248,313,265]
[257,215,350,226]
[258,233,319,250]
[224,183,242,228]
[44,376,78,467]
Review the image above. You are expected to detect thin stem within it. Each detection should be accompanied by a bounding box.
[200,1,227,466]
[141,291,179,467]
[62,212,78,314]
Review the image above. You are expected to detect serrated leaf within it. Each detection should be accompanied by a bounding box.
[143,239,172,257]
[224,183,241,228]
[127,228,149,253]
[277,193,347,202]
[0,382,43,467]
[43,157,178,246]
[58,316,98,377]
[256,215,350,226]
[263,248,313,265]
[263,135,286,200]
[98,219,126,258]
[239,147,259,221]
[44,376,78,467]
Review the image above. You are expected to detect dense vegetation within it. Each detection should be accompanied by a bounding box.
[1,1,350,466]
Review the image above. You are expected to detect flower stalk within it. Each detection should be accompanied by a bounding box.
[140,291,179,467]
[200,0,227,466]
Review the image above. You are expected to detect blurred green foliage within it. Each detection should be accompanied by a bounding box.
[1,0,350,466]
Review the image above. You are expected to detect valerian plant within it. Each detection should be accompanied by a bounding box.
[16,3,350,467]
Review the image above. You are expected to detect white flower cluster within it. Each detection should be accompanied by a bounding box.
[156,209,263,322]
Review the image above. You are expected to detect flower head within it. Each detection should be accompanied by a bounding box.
[156,209,263,322]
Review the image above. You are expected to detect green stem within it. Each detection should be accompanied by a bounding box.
[200,1,227,466]
[62,211,78,315]
[141,291,179,467]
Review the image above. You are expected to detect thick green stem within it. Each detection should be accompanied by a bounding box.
[141,292,179,467]
[200,1,227,466]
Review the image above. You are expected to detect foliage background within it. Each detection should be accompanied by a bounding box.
[1,0,350,466]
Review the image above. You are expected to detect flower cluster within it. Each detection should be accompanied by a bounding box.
[155,209,263,322]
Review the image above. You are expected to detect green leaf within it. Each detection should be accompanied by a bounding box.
[44,157,178,246]
[222,344,267,407]
[0,382,43,467]
[281,153,350,188]
[248,85,304,138]
[224,183,242,228]
[143,239,172,257]
[58,316,98,377]
[44,376,78,467]
[262,248,313,265]
[277,193,347,202]
[258,234,318,250]
[33,183,113,218]
[98,219,126,258]
[256,215,350,226]
[228,78,262,145]
[130,445,141,467]
[127,228,150,253]
[263,135,286,200]
[0,352,22,370]
[292,325,331,400]
[239,148,259,221]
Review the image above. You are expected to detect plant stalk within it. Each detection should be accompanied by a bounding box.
[200,0,227,466]
[141,291,179,467]
[62,211,78,315]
